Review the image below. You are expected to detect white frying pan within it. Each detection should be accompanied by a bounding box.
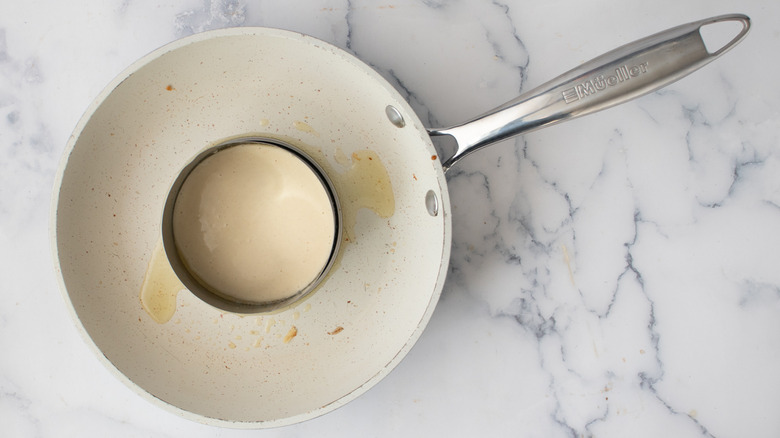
[52,15,749,427]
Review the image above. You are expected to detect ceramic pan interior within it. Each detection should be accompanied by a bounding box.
[52,28,451,427]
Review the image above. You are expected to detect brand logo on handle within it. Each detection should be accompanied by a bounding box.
[562,61,649,103]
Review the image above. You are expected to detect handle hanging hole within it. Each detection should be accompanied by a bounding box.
[699,17,750,55]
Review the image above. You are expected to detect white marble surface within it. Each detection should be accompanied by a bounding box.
[2,0,779,436]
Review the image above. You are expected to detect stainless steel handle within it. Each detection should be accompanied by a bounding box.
[429,14,751,171]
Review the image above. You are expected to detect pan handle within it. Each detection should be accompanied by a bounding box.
[428,14,750,171]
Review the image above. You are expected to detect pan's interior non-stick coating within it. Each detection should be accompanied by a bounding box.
[54,28,451,426]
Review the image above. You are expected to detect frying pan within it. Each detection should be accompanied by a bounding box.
[52,14,749,427]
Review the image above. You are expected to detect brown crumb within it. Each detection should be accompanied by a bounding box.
[431,155,437,160]
[328,326,344,335]
[166,85,173,91]
[283,326,298,343]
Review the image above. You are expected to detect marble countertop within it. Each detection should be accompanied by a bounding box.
[2,0,779,436]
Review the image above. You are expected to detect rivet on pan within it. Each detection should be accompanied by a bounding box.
[385,105,406,128]
[425,190,439,217]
